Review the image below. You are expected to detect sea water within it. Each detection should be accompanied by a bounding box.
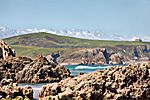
[19,64,126,99]
[66,64,126,76]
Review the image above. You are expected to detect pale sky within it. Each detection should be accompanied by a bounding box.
[0,0,150,35]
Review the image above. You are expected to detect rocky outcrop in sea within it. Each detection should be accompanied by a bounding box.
[39,62,150,100]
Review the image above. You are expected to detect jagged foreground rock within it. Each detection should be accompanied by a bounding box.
[0,55,70,83]
[39,62,150,100]
[0,56,33,81]
[0,40,71,99]
[0,55,71,99]
[0,79,33,99]
[16,55,70,83]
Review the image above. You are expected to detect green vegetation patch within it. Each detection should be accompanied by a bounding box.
[4,32,150,48]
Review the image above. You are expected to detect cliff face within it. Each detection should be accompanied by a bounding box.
[58,48,109,65]
[133,45,150,59]
[58,45,150,65]
[39,62,150,100]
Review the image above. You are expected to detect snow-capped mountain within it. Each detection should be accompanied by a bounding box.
[0,26,149,42]
[0,26,18,38]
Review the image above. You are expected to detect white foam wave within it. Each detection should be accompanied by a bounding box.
[75,65,112,70]
[33,87,42,91]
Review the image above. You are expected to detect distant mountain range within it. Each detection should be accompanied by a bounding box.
[0,26,150,41]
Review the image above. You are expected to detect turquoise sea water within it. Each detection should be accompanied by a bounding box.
[66,64,126,76]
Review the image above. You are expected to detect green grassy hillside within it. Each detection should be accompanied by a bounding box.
[3,32,150,58]
[11,45,76,58]
[4,32,150,48]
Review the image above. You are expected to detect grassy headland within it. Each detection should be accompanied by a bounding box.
[3,32,150,58]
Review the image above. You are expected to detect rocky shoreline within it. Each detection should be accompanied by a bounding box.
[39,62,150,100]
[0,62,150,100]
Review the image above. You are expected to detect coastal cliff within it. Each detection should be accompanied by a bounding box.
[58,45,150,65]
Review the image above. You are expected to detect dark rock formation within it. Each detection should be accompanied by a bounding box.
[0,55,70,83]
[0,56,33,81]
[16,55,70,83]
[0,78,33,99]
[132,45,150,60]
[48,52,60,64]
[142,45,150,53]
[133,47,139,58]
[39,62,150,100]
[0,40,15,60]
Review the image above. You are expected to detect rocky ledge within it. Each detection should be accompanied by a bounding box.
[39,62,150,100]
